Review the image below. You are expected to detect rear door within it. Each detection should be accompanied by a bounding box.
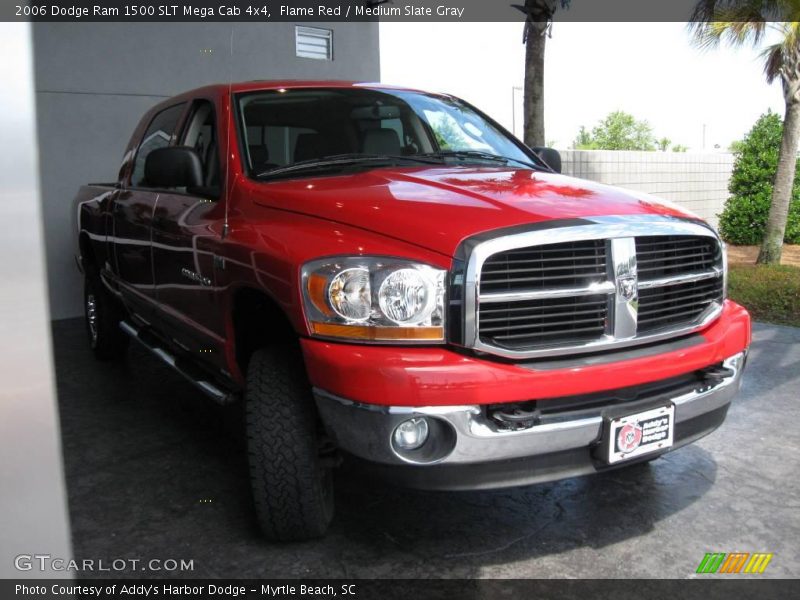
[112,103,185,320]
[150,99,227,368]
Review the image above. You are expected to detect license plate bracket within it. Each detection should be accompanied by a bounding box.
[600,404,675,464]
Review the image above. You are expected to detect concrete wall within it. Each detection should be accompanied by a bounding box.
[33,23,380,319]
[560,150,734,228]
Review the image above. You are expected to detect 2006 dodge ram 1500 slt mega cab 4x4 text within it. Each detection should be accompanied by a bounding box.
[75,81,750,541]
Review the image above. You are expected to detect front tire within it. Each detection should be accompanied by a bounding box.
[245,347,334,541]
[84,275,129,361]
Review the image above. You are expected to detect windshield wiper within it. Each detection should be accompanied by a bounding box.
[419,150,541,170]
[255,153,442,179]
[315,153,443,165]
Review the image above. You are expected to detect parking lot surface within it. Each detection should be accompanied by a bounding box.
[52,319,799,578]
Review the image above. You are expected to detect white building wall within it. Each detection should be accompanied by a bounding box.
[559,150,734,228]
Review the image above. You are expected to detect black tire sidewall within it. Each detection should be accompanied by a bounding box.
[245,347,334,541]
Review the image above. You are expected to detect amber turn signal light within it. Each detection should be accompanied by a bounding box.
[307,273,335,317]
[310,322,444,341]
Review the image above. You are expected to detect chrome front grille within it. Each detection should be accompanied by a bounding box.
[635,235,719,279]
[465,217,725,359]
[635,235,724,334]
[479,294,609,348]
[480,239,608,293]
[638,277,724,333]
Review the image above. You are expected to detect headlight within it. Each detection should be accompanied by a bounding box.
[378,268,437,325]
[302,257,446,342]
[329,268,371,321]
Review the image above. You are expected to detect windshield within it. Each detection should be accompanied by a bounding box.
[236,87,542,178]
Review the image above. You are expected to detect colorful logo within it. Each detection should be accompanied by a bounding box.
[696,552,773,574]
[616,422,643,453]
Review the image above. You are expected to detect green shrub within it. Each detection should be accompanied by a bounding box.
[728,264,800,326]
[718,110,800,245]
[572,111,656,150]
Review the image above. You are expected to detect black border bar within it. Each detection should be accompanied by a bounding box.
[5,0,709,23]
[3,579,797,600]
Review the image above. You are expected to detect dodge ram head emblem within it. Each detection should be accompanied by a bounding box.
[617,275,637,301]
[617,422,643,453]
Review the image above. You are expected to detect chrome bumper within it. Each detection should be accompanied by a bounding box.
[314,351,746,468]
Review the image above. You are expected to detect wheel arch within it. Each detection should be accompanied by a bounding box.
[78,231,98,275]
[230,286,299,376]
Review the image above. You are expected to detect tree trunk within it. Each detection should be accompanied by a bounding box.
[523,20,548,148]
[757,97,800,264]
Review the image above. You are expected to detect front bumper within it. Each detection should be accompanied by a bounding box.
[314,351,747,490]
[301,300,751,407]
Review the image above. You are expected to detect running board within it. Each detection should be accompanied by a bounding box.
[119,321,236,405]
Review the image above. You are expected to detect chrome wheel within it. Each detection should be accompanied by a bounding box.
[84,276,128,360]
[86,293,98,346]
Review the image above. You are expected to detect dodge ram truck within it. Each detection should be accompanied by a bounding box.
[75,81,751,541]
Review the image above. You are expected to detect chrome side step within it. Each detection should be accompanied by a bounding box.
[119,321,236,405]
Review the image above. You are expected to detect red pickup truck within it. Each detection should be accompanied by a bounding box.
[75,81,750,541]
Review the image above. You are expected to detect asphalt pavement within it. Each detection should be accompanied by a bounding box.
[51,319,799,578]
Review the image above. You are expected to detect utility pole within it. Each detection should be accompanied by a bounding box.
[511,86,523,139]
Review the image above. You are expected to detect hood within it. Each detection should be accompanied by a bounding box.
[250,166,700,257]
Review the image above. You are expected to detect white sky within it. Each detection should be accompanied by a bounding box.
[380,22,785,152]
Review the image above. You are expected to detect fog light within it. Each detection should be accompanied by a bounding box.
[393,417,429,451]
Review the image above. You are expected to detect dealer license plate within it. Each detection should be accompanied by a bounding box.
[606,404,674,464]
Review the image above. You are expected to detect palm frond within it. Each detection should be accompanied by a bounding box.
[688,0,799,50]
[761,21,800,83]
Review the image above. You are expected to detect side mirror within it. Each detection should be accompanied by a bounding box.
[532,147,562,174]
[144,146,203,188]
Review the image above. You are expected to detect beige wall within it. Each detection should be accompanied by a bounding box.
[560,150,734,228]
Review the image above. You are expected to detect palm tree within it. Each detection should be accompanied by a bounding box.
[690,1,800,264]
[515,1,570,147]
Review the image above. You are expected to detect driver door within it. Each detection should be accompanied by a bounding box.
[150,99,227,369]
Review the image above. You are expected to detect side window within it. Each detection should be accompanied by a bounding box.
[181,101,220,193]
[130,103,185,187]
